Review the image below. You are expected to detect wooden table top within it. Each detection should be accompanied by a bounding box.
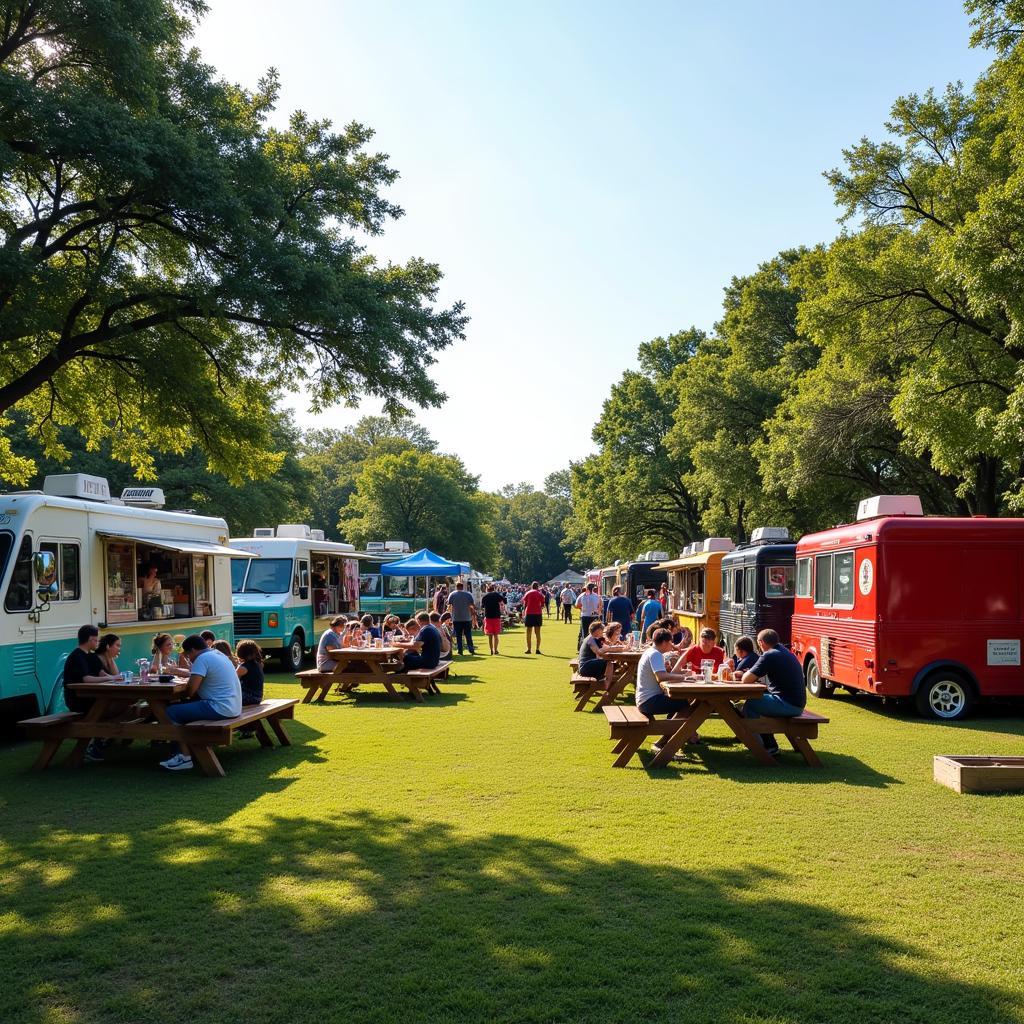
[328,646,402,660]
[661,680,766,699]
[67,680,189,699]
[603,648,643,660]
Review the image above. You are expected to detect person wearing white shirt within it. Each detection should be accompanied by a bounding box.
[575,583,603,643]
[559,586,576,623]
[636,627,699,758]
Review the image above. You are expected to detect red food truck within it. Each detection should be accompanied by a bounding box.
[791,495,1024,720]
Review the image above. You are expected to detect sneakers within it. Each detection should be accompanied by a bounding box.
[84,741,105,763]
[764,745,781,757]
[651,743,687,762]
[535,649,542,655]
[160,753,193,771]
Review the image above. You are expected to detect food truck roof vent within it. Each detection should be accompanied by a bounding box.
[309,529,326,542]
[856,495,923,521]
[120,487,165,509]
[384,540,410,552]
[43,474,113,503]
[276,524,312,539]
[750,527,790,544]
[252,528,275,537]
[638,551,669,562]
[366,541,386,553]
[703,537,735,553]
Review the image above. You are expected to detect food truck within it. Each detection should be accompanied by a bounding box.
[229,526,360,671]
[0,474,238,719]
[356,543,422,620]
[791,495,1024,720]
[598,554,668,606]
[719,528,796,652]
[658,538,735,642]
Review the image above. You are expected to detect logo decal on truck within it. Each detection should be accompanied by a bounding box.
[858,558,873,596]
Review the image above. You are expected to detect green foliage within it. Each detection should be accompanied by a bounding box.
[299,415,436,539]
[339,449,494,568]
[489,484,572,581]
[0,2,465,485]
[565,330,705,566]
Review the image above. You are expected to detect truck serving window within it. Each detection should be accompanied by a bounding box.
[796,557,811,598]
[766,565,795,599]
[814,554,833,606]
[359,573,382,597]
[239,558,292,594]
[833,551,855,606]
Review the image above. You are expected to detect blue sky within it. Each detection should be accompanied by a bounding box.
[194,1,990,490]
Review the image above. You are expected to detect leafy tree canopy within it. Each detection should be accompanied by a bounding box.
[0,1,465,486]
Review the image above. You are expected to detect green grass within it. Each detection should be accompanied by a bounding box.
[2,616,1023,1024]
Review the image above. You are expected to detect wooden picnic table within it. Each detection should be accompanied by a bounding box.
[650,678,771,768]
[327,646,405,696]
[24,680,296,777]
[570,647,643,712]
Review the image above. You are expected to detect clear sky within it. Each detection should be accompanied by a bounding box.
[193,1,990,491]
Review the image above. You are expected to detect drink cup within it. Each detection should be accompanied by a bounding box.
[701,659,713,683]
[124,670,133,684]
[632,631,641,647]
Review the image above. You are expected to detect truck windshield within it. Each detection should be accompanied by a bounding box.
[234,558,293,594]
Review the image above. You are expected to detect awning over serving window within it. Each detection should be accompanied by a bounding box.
[97,533,247,557]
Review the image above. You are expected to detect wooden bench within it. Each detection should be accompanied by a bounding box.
[572,672,611,712]
[297,669,334,703]
[742,710,829,767]
[387,664,447,702]
[602,705,686,767]
[18,698,299,778]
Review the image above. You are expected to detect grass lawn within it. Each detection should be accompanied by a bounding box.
[2,616,1024,1024]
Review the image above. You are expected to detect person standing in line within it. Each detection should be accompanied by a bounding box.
[543,586,552,617]
[521,581,546,654]
[637,589,663,639]
[605,585,634,637]
[480,583,506,655]
[559,584,575,623]
[575,583,603,643]
[446,581,478,655]
[433,583,449,615]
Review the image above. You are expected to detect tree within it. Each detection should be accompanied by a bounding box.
[8,406,311,536]
[0,2,466,485]
[300,415,436,539]
[565,330,705,565]
[489,483,572,581]
[338,450,494,568]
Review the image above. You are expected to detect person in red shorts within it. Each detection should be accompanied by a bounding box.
[521,580,546,655]
[480,583,506,656]
[679,627,726,675]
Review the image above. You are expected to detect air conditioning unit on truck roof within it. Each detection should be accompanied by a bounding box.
[856,495,923,521]
[366,542,386,553]
[252,528,275,537]
[276,524,311,538]
[750,527,790,544]
[702,538,735,553]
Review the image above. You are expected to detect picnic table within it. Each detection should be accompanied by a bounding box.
[650,679,772,768]
[571,648,642,711]
[321,646,445,702]
[20,680,297,777]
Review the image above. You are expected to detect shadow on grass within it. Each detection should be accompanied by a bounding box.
[824,690,1024,737]
[0,809,1016,1024]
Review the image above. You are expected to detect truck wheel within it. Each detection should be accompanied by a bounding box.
[280,632,305,673]
[805,658,833,699]
[915,671,975,721]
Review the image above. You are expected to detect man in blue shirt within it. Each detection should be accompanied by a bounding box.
[740,628,806,756]
[637,589,663,639]
[605,586,633,636]
[401,611,442,670]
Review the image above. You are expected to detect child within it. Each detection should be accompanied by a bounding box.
[360,614,381,641]
[213,639,237,665]
[235,640,265,706]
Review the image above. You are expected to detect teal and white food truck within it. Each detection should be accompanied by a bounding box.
[0,474,239,719]
[229,526,361,671]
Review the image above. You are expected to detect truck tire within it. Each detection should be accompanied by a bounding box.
[915,670,975,721]
[805,657,833,699]
[280,631,305,673]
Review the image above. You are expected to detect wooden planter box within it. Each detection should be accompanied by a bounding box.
[934,755,1024,794]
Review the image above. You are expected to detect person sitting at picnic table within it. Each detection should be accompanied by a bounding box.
[395,611,442,670]
[213,639,237,665]
[160,635,242,772]
[235,640,265,706]
[361,614,381,641]
[200,630,217,648]
[578,621,614,685]
[480,582,506,656]
[723,635,758,678]
[429,611,453,660]
[637,589,664,640]
[381,614,404,640]
[635,627,701,757]
[96,633,122,677]
[739,629,806,756]
[63,624,125,763]
[341,621,365,648]
[150,632,188,678]
[316,615,348,672]
[679,627,726,675]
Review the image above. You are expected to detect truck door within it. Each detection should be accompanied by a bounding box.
[4,534,43,710]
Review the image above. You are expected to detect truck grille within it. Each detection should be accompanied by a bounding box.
[233,612,263,636]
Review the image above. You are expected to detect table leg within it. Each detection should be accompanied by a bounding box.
[717,701,777,766]
[599,666,634,708]
[574,681,600,712]
[64,697,111,768]
[649,705,713,768]
[32,738,64,771]
[268,716,292,746]
[252,720,274,748]
[302,687,317,704]
[190,744,226,778]
[788,734,822,768]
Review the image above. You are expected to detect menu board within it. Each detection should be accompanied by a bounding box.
[105,543,137,623]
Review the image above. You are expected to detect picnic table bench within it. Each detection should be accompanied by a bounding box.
[600,681,829,769]
[297,647,447,703]
[19,682,298,778]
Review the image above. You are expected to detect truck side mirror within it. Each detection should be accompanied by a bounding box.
[32,550,56,587]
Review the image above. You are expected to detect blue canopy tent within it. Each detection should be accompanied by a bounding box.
[380,549,471,577]
[380,549,472,611]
